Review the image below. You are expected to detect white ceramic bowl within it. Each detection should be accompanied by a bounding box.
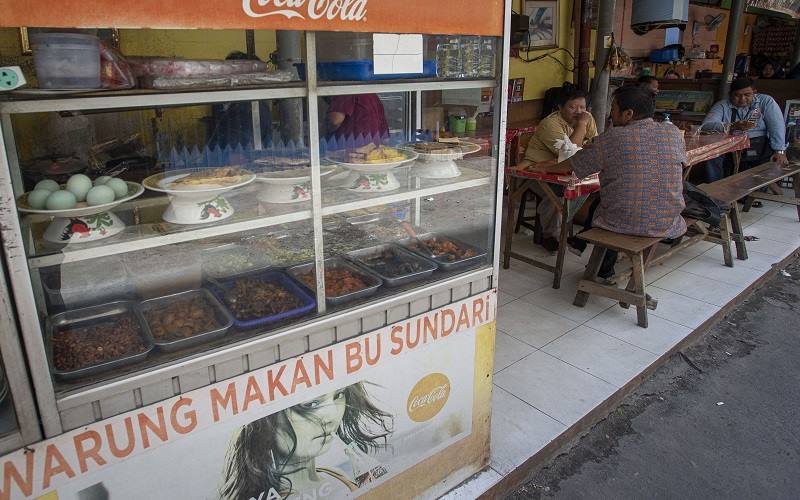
[255,166,336,204]
[143,167,255,224]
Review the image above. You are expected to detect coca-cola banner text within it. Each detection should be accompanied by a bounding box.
[0,0,504,36]
[0,292,495,500]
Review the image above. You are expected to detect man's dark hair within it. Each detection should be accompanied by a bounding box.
[612,85,655,120]
[730,77,754,93]
[558,83,589,107]
[637,75,657,85]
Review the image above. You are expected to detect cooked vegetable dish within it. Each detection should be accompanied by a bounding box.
[52,314,147,371]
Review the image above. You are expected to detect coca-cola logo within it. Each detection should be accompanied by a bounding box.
[242,0,368,21]
[406,373,451,422]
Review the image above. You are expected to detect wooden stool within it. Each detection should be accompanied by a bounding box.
[572,228,662,328]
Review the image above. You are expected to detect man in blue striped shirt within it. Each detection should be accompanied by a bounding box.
[701,78,787,182]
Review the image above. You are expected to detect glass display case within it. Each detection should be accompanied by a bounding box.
[0,27,506,438]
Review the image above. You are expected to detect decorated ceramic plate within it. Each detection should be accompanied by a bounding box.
[143,166,255,194]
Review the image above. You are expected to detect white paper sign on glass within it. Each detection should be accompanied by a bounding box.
[373,33,424,75]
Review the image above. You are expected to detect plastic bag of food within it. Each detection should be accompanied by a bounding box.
[99,41,135,89]
[553,134,581,162]
[127,57,268,78]
[139,70,294,89]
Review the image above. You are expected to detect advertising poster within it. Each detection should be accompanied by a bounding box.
[1,292,495,500]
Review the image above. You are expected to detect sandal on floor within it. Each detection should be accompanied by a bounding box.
[751,201,763,208]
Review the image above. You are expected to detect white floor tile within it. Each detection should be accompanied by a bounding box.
[648,286,720,329]
[496,301,579,348]
[659,243,716,269]
[498,265,553,298]
[494,330,537,373]
[493,350,617,425]
[489,386,566,475]
[651,269,744,307]
[738,209,767,227]
[743,222,800,245]
[497,291,517,307]
[510,234,587,277]
[679,253,768,287]
[702,247,782,273]
[765,204,800,221]
[749,214,800,232]
[586,306,693,355]
[738,235,798,259]
[541,326,658,387]
[644,263,676,284]
[439,467,502,500]
[518,277,616,324]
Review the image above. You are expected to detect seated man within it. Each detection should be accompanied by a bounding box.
[527,86,686,279]
[701,78,787,183]
[518,85,598,252]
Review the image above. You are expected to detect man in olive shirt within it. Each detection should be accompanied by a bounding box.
[519,87,598,252]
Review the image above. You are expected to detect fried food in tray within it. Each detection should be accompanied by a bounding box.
[167,166,248,188]
[145,295,221,341]
[296,268,369,297]
[408,236,478,262]
[224,278,303,321]
[52,314,148,372]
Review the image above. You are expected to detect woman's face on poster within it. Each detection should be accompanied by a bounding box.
[276,389,348,463]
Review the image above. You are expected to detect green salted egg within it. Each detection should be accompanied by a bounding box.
[27,189,52,209]
[66,174,92,202]
[45,190,78,210]
[94,175,113,186]
[105,178,129,199]
[86,185,116,206]
[34,179,60,193]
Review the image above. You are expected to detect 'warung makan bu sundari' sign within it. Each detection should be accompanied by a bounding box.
[0,0,504,36]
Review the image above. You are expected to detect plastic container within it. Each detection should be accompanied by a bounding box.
[209,270,316,329]
[140,289,233,352]
[287,257,383,306]
[346,244,438,288]
[123,247,202,299]
[46,301,154,381]
[317,32,372,62]
[41,256,134,312]
[31,33,101,89]
[296,61,436,81]
[449,115,467,136]
[649,47,679,63]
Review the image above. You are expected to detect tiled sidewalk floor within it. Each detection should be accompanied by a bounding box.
[444,200,800,498]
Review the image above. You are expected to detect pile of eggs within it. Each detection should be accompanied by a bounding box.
[27,175,129,210]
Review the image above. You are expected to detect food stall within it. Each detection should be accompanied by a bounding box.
[0,1,510,498]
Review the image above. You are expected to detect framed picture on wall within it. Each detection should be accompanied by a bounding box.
[524,1,559,49]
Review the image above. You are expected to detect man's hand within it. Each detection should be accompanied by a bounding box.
[771,152,789,166]
[730,120,755,132]
[524,159,558,172]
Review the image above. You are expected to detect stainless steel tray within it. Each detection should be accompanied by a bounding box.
[287,257,383,306]
[346,243,438,288]
[398,232,487,271]
[139,289,234,352]
[46,301,154,381]
[200,243,274,280]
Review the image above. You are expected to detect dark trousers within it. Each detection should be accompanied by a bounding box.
[570,197,618,278]
[702,141,774,183]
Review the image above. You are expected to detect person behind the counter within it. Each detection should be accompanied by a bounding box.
[526,85,686,280]
[700,78,787,183]
[637,75,659,96]
[326,94,390,142]
[518,84,598,253]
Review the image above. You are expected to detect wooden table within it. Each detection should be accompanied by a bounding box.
[683,133,750,179]
[502,133,753,289]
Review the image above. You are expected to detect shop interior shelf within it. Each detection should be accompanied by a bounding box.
[0,83,308,114]
[24,157,495,268]
[0,78,496,115]
[316,78,497,96]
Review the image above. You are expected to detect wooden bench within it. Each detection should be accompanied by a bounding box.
[573,228,662,328]
[701,161,800,222]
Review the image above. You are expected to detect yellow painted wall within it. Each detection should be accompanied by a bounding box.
[509,0,575,100]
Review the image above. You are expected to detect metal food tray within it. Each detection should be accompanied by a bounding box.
[209,270,316,329]
[399,232,488,271]
[200,244,274,280]
[45,301,155,381]
[287,257,383,306]
[139,289,234,352]
[346,243,438,288]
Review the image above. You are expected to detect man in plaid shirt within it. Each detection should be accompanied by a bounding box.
[527,85,686,279]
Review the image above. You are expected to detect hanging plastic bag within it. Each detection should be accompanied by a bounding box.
[99,41,136,89]
[553,133,581,162]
